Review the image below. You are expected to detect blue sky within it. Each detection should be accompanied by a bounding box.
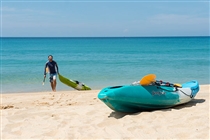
[1,0,209,37]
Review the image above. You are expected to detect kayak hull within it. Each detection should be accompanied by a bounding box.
[98,80,199,113]
[58,74,91,90]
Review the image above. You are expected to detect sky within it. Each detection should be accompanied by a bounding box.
[1,0,209,37]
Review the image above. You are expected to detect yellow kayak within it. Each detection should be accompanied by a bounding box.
[58,74,91,90]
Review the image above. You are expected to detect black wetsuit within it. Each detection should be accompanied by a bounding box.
[44,60,59,75]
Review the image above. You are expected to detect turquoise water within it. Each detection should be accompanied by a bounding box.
[1,37,210,93]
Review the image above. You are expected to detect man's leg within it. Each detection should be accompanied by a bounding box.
[50,74,54,91]
[53,79,56,92]
[50,82,54,91]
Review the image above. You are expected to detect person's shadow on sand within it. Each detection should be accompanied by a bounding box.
[108,98,205,119]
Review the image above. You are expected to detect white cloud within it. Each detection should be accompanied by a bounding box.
[21,8,34,12]
[144,14,209,36]
[1,6,16,12]
[148,14,208,25]
[123,29,129,33]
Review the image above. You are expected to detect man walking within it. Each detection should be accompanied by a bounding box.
[44,55,59,92]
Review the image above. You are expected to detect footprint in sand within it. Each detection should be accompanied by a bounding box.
[65,99,73,105]
[0,105,14,110]
[34,101,50,106]
[39,102,50,105]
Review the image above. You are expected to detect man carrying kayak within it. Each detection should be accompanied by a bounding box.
[44,55,59,92]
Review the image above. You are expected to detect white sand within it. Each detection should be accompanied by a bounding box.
[1,85,209,139]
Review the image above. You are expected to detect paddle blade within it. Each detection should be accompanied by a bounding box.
[140,74,156,86]
[174,83,182,88]
[42,78,45,85]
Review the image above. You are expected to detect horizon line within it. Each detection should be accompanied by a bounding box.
[1,35,209,38]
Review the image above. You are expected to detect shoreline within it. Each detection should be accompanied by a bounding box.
[1,89,100,95]
[1,84,210,95]
[1,85,209,139]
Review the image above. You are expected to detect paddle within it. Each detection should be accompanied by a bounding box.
[139,74,182,87]
[139,74,156,86]
[42,77,45,85]
[155,80,182,87]
[42,67,48,85]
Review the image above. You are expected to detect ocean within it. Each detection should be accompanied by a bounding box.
[1,37,210,93]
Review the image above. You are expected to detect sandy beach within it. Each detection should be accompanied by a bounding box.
[1,85,209,139]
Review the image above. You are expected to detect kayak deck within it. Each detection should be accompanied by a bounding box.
[98,80,199,113]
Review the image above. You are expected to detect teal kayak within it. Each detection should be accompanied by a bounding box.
[98,80,199,113]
